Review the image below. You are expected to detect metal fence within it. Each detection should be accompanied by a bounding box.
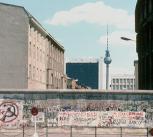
[0,127,151,137]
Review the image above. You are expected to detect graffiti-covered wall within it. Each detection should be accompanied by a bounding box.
[0,90,153,129]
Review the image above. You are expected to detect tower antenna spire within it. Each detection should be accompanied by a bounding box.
[107,24,108,50]
[104,25,112,90]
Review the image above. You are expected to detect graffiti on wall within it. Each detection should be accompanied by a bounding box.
[58,111,145,127]
[20,99,153,128]
[0,100,22,128]
[1,92,153,128]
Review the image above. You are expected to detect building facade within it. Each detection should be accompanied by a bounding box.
[111,74,135,90]
[135,0,153,89]
[134,60,138,90]
[66,58,103,89]
[0,3,66,89]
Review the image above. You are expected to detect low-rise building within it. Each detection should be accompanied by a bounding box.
[111,74,135,90]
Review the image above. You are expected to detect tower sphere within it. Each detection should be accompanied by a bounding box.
[104,56,112,64]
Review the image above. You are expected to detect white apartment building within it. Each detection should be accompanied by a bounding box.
[111,74,135,90]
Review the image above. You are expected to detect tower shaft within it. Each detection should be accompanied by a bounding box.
[106,64,109,90]
[104,25,112,90]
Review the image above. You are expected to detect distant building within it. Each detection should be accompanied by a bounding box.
[66,58,103,89]
[134,60,138,90]
[135,0,153,89]
[0,3,66,89]
[111,74,135,90]
[67,78,78,89]
[67,77,91,89]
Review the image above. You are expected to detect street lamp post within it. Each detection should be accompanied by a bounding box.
[120,36,137,90]
[120,37,135,42]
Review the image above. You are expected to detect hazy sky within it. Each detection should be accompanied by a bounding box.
[0,0,137,76]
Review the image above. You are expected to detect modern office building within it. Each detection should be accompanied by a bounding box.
[66,58,103,89]
[0,3,66,89]
[111,74,135,90]
[135,0,153,89]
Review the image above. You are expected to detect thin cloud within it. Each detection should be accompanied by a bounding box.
[46,1,134,30]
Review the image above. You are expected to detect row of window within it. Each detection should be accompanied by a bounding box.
[48,44,64,64]
[29,64,63,86]
[112,85,135,90]
[29,43,64,76]
[53,59,63,74]
[29,26,64,64]
[48,77,63,89]
[28,64,46,83]
[47,70,63,88]
[29,26,46,47]
[29,42,45,63]
[112,78,135,84]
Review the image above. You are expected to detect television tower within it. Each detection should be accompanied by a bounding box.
[104,25,112,90]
